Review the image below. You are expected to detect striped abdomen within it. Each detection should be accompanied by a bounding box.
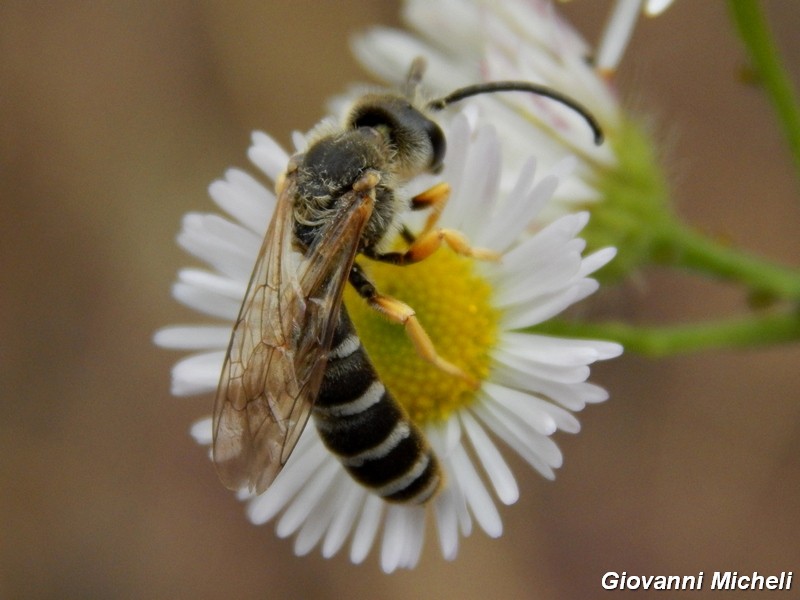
[311,307,442,504]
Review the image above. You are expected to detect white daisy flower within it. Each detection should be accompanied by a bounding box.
[155,104,621,572]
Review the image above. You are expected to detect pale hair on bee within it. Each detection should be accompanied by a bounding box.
[212,58,603,504]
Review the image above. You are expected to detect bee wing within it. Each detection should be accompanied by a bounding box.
[212,171,374,494]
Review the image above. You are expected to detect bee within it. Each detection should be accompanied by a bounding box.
[212,59,603,504]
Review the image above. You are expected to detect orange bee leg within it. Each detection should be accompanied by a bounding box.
[372,182,500,264]
[348,263,479,389]
[366,226,500,265]
[410,181,451,235]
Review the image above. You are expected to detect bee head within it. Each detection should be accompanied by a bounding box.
[346,94,446,179]
[342,57,605,187]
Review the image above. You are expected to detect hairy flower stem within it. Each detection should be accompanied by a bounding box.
[649,218,800,302]
[728,0,800,185]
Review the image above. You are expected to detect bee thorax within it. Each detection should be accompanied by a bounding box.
[293,130,398,253]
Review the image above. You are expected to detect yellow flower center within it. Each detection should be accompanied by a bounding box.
[343,249,498,426]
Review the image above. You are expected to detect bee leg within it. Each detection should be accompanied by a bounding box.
[410,182,450,234]
[349,263,479,389]
[366,227,500,265]
[399,225,416,245]
[388,182,500,263]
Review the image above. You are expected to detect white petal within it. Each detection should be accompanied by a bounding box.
[177,213,261,281]
[493,345,591,385]
[474,156,537,249]
[276,459,339,538]
[248,131,290,183]
[438,114,473,220]
[500,233,585,283]
[573,381,612,404]
[352,27,471,94]
[190,417,213,445]
[171,285,238,321]
[449,443,502,537]
[595,0,642,73]
[440,414,463,456]
[579,246,618,277]
[460,410,519,505]
[172,269,244,321]
[491,366,608,411]
[247,437,329,525]
[501,280,598,330]
[380,507,404,574]
[171,351,224,396]
[433,486,460,560]
[381,506,425,573]
[645,0,674,16]
[208,168,273,233]
[487,174,560,253]
[293,475,351,556]
[401,508,426,569]
[585,339,624,361]
[176,268,246,299]
[403,0,485,62]
[322,484,366,558]
[473,398,561,480]
[536,380,611,410]
[499,332,611,366]
[491,364,547,398]
[549,155,578,180]
[493,244,584,309]
[452,124,502,239]
[153,325,230,350]
[350,494,384,565]
[291,131,308,153]
[429,427,471,537]
[490,212,588,283]
[492,381,581,434]
[483,381,556,435]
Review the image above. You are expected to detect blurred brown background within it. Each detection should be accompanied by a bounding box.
[2,1,799,598]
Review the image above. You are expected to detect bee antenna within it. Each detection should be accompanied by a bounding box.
[427,81,604,145]
[403,57,427,99]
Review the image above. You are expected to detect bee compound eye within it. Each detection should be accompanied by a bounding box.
[351,104,393,135]
[349,97,447,174]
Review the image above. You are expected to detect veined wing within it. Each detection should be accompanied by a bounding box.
[212,169,374,494]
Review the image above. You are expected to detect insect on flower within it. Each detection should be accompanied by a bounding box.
[211,58,604,504]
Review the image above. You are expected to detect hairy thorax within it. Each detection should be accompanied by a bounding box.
[293,128,402,254]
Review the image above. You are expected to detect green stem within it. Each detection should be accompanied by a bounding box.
[534,311,800,357]
[649,219,800,301]
[728,0,800,182]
